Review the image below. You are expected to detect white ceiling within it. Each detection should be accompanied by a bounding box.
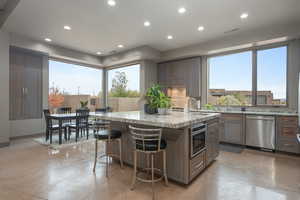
[3,0,300,55]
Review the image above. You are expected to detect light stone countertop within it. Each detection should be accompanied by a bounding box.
[198,109,298,116]
[92,111,220,129]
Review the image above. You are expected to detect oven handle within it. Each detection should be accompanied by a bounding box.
[191,129,207,136]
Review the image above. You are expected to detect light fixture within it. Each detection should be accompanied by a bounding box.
[167,35,173,40]
[178,7,186,14]
[96,52,102,55]
[118,44,124,48]
[198,26,204,31]
[144,21,151,27]
[45,38,52,42]
[240,13,248,19]
[107,0,116,7]
[64,25,71,30]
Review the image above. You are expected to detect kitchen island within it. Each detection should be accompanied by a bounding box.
[93,111,221,184]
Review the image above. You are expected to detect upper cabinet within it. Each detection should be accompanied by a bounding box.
[9,47,44,120]
[158,57,201,97]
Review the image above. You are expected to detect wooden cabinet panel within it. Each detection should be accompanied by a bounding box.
[157,57,201,97]
[189,150,205,181]
[220,114,245,145]
[9,47,43,120]
[276,116,300,154]
[206,119,220,165]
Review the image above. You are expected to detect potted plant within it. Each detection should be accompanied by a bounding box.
[80,100,88,109]
[144,84,171,115]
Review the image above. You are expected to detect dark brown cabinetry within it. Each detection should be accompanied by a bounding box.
[9,47,43,120]
[157,57,201,97]
[206,118,220,165]
[276,116,300,154]
[220,114,245,145]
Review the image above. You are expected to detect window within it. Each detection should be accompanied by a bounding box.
[257,46,287,105]
[208,45,287,107]
[49,60,103,112]
[208,51,252,106]
[107,64,140,112]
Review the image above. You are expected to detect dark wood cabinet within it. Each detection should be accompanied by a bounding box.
[206,118,220,165]
[157,57,201,97]
[9,47,43,120]
[220,114,245,145]
[276,116,300,154]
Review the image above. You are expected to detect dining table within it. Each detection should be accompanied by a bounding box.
[49,112,100,144]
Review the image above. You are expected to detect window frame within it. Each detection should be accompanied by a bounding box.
[207,43,288,107]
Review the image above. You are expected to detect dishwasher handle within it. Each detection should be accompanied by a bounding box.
[246,116,275,121]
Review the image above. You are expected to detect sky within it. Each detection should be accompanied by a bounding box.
[49,61,140,96]
[209,46,287,99]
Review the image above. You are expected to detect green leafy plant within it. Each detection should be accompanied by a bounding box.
[145,84,171,109]
[80,100,88,108]
[204,103,215,110]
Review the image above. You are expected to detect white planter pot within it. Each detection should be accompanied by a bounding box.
[158,108,168,115]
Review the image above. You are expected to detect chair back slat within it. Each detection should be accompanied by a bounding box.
[43,109,52,128]
[129,126,162,152]
[76,109,90,126]
[59,107,72,114]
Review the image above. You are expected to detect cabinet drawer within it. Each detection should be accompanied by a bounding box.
[190,150,205,180]
[276,137,300,154]
[278,116,298,126]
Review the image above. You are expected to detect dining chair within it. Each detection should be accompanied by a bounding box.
[43,109,68,144]
[68,109,90,142]
[90,107,111,134]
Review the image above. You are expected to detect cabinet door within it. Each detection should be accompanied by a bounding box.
[23,54,43,119]
[9,49,25,120]
[206,119,220,165]
[221,114,245,145]
[276,116,300,154]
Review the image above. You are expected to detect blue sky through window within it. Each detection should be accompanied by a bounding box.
[49,60,102,96]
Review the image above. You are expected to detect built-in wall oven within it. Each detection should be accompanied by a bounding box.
[190,123,207,158]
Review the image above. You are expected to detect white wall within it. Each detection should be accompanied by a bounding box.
[0,30,10,145]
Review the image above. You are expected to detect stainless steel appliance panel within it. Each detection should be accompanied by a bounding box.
[246,115,275,149]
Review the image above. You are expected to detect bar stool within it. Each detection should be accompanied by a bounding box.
[129,125,168,200]
[93,122,123,177]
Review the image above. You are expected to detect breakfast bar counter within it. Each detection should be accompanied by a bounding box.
[94,111,221,184]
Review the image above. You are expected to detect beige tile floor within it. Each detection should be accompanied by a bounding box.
[0,137,300,200]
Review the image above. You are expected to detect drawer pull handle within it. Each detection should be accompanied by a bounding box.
[283,143,293,147]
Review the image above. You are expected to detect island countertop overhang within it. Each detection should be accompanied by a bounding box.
[91,111,220,129]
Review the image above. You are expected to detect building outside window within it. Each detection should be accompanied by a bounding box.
[49,60,103,112]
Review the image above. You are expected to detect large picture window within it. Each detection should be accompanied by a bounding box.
[257,46,287,105]
[208,45,287,106]
[49,60,103,112]
[107,64,140,112]
[208,51,252,106]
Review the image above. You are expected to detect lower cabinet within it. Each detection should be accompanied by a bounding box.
[220,114,245,145]
[189,150,205,181]
[206,119,220,165]
[276,116,300,154]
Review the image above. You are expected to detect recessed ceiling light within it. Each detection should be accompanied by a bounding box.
[107,0,116,7]
[45,38,52,42]
[118,44,124,48]
[144,21,151,27]
[167,35,173,40]
[198,26,205,31]
[64,25,71,30]
[178,7,186,14]
[96,52,102,55]
[240,13,248,19]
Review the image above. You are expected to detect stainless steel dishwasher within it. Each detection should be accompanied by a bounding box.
[246,115,275,150]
